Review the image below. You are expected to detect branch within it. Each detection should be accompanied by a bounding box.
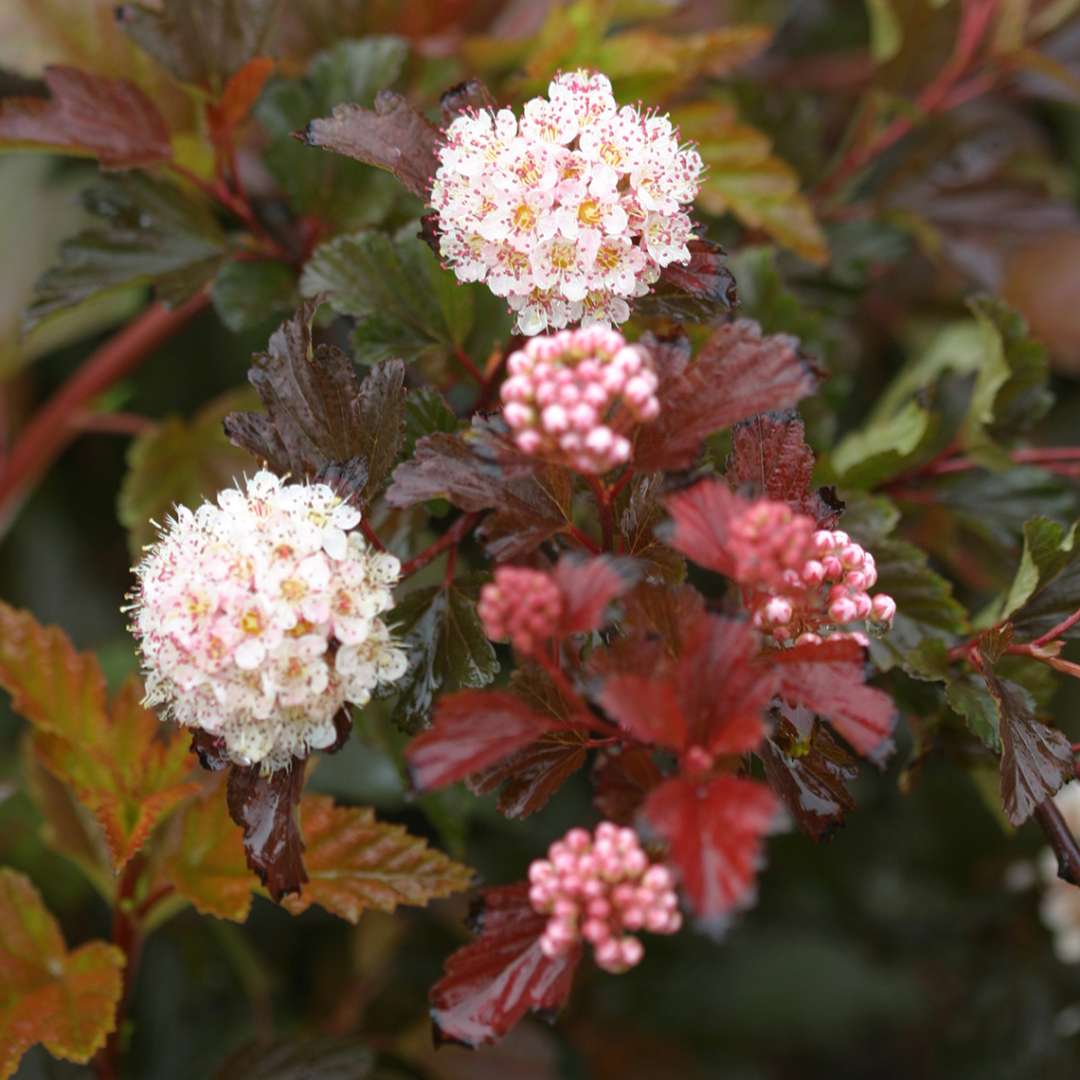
[400,512,480,578]
[0,293,209,535]
[1035,797,1080,887]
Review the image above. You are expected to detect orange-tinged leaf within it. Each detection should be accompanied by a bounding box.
[209,56,275,136]
[0,603,197,871]
[281,795,473,923]
[0,868,124,1077]
[0,65,173,169]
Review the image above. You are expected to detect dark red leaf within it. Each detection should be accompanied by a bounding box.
[725,411,842,527]
[467,730,588,819]
[633,237,738,323]
[477,467,574,561]
[406,691,569,792]
[440,79,497,122]
[634,320,821,472]
[984,669,1074,826]
[385,432,504,511]
[0,65,172,169]
[591,746,663,824]
[226,760,307,902]
[771,640,896,761]
[302,90,440,198]
[661,479,744,576]
[552,554,639,636]
[642,774,778,933]
[637,331,692,380]
[759,716,857,841]
[597,674,685,749]
[430,883,581,1047]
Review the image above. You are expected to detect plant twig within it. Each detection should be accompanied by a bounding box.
[1035,797,1080,887]
[1033,608,1080,649]
[586,475,614,551]
[400,512,479,578]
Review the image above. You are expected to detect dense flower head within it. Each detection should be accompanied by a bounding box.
[430,69,702,335]
[130,470,407,773]
[478,565,563,654]
[727,500,896,644]
[529,822,681,974]
[500,326,659,474]
[1040,783,1080,962]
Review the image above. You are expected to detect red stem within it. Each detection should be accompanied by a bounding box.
[586,475,615,551]
[358,517,386,552]
[1032,608,1080,648]
[453,346,486,387]
[400,512,479,578]
[0,294,209,535]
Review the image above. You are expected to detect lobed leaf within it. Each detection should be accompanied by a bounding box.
[662,478,744,577]
[633,237,738,324]
[281,794,473,921]
[591,746,663,825]
[430,883,581,1047]
[0,65,171,168]
[616,474,686,585]
[552,554,639,637]
[0,868,124,1076]
[210,260,297,333]
[996,516,1080,640]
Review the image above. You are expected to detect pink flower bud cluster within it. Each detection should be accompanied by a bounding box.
[130,470,407,773]
[478,566,562,654]
[431,69,702,335]
[529,823,681,974]
[501,326,659,474]
[727,500,896,644]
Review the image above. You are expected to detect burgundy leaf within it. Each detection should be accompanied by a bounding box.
[552,554,639,636]
[633,237,738,323]
[467,730,588,819]
[406,691,569,792]
[634,319,821,472]
[759,716,857,841]
[302,90,440,199]
[0,66,172,169]
[385,432,504,511]
[661,479,744,576]
[771,640,896,760]
[591,746,663,825]
[477,467,574,561]
[440,79,497,122]
[619,583,707,656]
[225,759,307,902]
[597,674,685,749]
[637,331,692,380]
[642,774,779,933]
[430,883,581,1047]
[984,670,1074,826]
[725,411,842,526]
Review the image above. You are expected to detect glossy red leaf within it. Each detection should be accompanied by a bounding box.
[591,746,664,825]
[430,883,581,1047]
[633,237,738,323]
[771,640,896,760]
[662,479,745,576]
[0,65,172,169]
[642,774,779,933]
[553,554,640,636]
[406,691,570,792]
[633,320,821,472]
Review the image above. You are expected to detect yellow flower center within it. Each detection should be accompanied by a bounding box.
[549,243,576,270]
[513,203,536,232]
[596,244,621,271]
[577,199,603,227]
[240,609,263,635]
[280,578,306,601]
[600,143,623,167]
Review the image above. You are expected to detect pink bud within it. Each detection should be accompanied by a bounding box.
[840,544,865,570]
[619,937,645,968]
[845,571,867,591]
[829,597,858,624]
[796,632,822,646]
[529,884,551,909]
[617,827,638,852]
[643,865,672,891]
[540,934,564,958]
[503,402,533,429]
[542,403,569,433]
[802,560,825,586]
[565,827,591,852]
[516,430,542,453]
[582,918,610,944]
[645,907,671,932]
[587,898,611,919]
[621,905,645,930]
[595,939,623,971]
[871,593,896,622]
[764,597,793,625]
[529,860,554,884]
[853,592,873,619]
[554,898,578,919]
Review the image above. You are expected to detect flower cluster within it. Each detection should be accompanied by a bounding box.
[478,565,562,654]
[529,823,681,974]
[500,326,659,474]
[727,500,896,644]
[430,69,702,335]
[130,471,407,772]
[1040,783,1080,963]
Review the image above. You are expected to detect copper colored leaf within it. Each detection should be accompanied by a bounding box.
[281,794,473,921]
[984,669,1074,827]
[634,320,821,472]
[226,760,308,902]
[302,90,440,198]
[552,554,639,636]
[0,65,171,168]
[406,691,569,792]
[771,640,896,761]
[430,883,581,1047]
[0,868,125,1075]
[759,717,857,841]
[591,746,663,825]
[208,56,275,135]
[225,306,406,505]
[642,774,778,934]
[633,237,738,323]
[160,785,254,922]
[467,729,588,820]
[725,411,841,526]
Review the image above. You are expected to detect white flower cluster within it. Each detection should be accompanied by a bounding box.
[1040,782,1080,962]
[130,471,407,773]
[430,69,702,335]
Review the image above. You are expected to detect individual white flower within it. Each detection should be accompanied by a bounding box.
[430,69,702,335]
[130,470,407,773]
[1040,782,1080,962]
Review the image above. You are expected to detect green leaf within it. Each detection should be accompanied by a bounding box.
[865,0,903,61]
[0,868,125,1076]
[388,581,499,733]
[946,674,1001,751]
[995,516,1080,640]
[281,794,473,922]
[301,227,505,370]
[118,390,257,557]
[404,386,459,457]
[831,398,932,489]
[26,174,225,329]
[210,260,297,333]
